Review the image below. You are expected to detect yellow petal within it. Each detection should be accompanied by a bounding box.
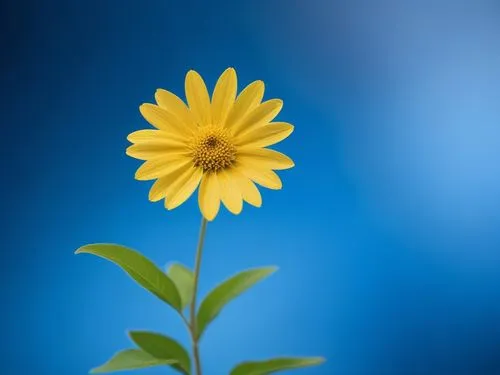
[237,160,283,190]
[139,104,192,137]
[155,89,197,133]
[232,99,283,137]
[218,169,243,214]
[127,129,187,144]
[211,68,237,126]
[225,80,264,131]
[126,129,188,160]
[198,173,220,221]
[149,177,170,202]
[236,122,294,148]
[238,148,294,170]
[228,168,262,207]
[165,167,203,210]
[185,70,211,126]
[148,162,192,202]
[126,142,189,160]
[135,157,191,181]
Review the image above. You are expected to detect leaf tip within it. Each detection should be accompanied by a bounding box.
[75,243,115,255]
[74,246,87,255]
[127,330,147,343]
[75,243,103,255]
[126,330,137,340]
[267,266,279,274]
[301,356,326,367]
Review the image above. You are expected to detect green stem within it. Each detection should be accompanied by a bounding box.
[190,216,208,375]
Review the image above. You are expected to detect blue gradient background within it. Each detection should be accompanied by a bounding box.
[2,0,500,374]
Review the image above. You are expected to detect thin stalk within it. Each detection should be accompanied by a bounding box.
[190,217,208,375]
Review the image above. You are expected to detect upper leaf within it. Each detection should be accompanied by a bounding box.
[167,262,195,310]
[89,349,177,373]
[75,243,182,312]
[129,331,191,375]
[196,267,277,339]
[230,357,325,375]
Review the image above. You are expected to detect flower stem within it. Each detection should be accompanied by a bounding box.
[190,216,207,375]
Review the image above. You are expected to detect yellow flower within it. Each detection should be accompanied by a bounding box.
[126,68,294,221]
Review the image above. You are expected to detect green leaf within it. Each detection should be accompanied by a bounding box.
[167,262,195,310]
[129,331,191,375]
[196,266,277,339]
[75,243,182,312]
[89,349,177,373]
[230,357,326,375]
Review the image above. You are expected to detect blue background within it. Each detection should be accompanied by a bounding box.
[2,0,500,374]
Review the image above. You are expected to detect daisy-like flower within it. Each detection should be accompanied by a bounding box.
[126,68,294,221]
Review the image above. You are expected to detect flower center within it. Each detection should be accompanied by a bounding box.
[191,126,236,173]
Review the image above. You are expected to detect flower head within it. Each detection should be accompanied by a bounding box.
[126,68,294,221]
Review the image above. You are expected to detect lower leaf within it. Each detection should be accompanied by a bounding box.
[89,349,177,373]
[129,331,191,375]
[230,357,326,375]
